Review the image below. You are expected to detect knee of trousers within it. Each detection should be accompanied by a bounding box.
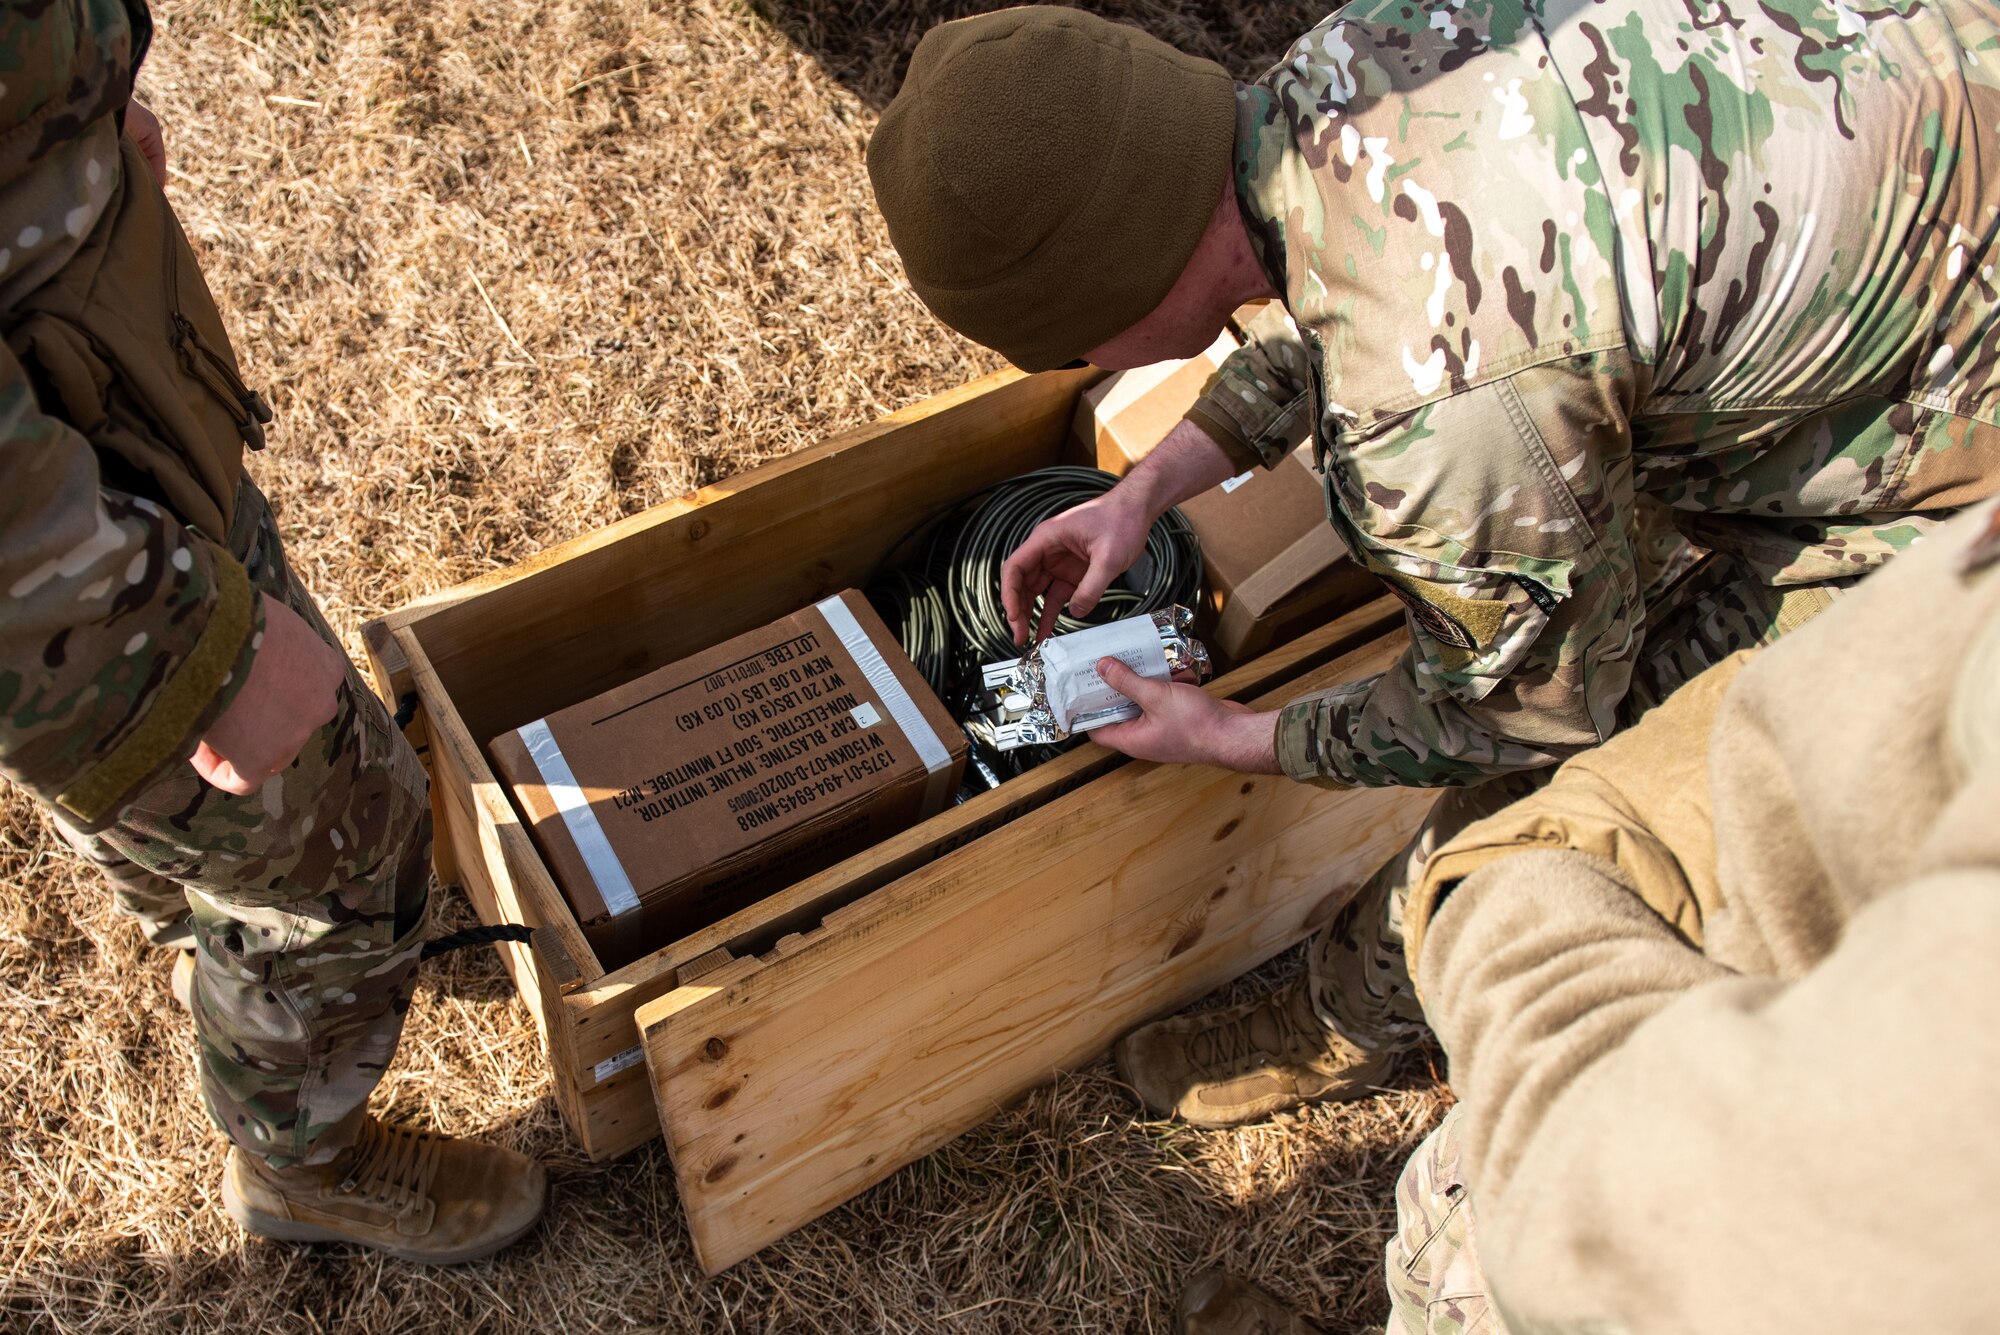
[1337,773,1554,945]
[185,869,430,1053]
[177,763,431,1024]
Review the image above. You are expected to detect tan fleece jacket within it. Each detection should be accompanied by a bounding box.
[1407,496,2000,1335]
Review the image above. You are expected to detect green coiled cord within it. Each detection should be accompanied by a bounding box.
[931,466,1202,667]
[868,466,1204,728]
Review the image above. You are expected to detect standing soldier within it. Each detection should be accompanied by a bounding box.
[867,0,2000,1134]
[1,0,544,1260]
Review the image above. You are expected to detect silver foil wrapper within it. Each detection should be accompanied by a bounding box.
[978,605,1212,750]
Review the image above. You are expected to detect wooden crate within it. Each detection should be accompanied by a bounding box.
[362,366,1427,1273]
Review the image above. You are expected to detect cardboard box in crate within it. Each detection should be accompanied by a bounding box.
[362,366,1425,1273]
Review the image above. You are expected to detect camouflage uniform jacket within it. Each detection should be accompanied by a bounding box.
[0,0,263,831]
[1185,0,2000,789]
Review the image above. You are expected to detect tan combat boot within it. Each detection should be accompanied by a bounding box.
[1178,1271,1329,1335]
[1114,974,1393,1127]
[222,1114,548,1264]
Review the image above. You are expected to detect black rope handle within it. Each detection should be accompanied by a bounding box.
[421,922,537,961]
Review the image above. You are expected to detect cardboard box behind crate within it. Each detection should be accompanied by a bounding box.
[490,590,966,961]
[1075,331,1377,662]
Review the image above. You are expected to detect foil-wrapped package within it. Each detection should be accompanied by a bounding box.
[980,606,1212,750]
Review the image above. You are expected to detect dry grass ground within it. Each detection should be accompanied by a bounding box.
[0,1,1447,1330]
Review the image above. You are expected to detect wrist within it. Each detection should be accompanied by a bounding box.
[1112,464,1176,525]
[1105,475,1167,532]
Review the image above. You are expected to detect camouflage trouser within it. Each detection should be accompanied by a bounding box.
[1310,553,1841,1048]
[55,479,431,1168]
[1386,1107,1503,1334]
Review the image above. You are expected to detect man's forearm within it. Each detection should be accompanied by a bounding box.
[1117,418,1242,520]
[1208,707,1283,774]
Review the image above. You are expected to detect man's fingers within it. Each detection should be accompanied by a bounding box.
[139,138,167,188]
[1000,543,1053,642]
[1033,579,1075,644]
[1006,522,1093,644]
[1088,718,1141,756]
[124,99,169,187]
[1067,548,1124,619]
[1000,556,1038,644]
[1097,656,1168,707]
[191,743,256,796]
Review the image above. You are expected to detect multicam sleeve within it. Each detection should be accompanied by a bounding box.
[1183,301,1316,472]
[1273,360,1645,790]
[1273,654,1579,789]
[0,342,262,832]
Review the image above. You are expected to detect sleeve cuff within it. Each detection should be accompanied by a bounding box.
[55,543,259,828]
[1275,696,1353,789]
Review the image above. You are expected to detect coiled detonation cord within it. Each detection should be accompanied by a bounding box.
[866,467,1203,790]
[865,569,953,701]
[935,466,1202,668]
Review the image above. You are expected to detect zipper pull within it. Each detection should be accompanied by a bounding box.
[240,391,273,450]
[173,314,274,450]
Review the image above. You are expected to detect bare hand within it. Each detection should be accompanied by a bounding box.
[1000,488,1152,646]
[1001,417,1243,646]
[124,98,168,188]
[1089,657,1282,772]
[192,598,345,795]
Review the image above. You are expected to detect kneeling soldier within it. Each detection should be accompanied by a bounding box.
[867,0,2000,1125]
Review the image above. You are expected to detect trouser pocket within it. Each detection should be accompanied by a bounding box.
[1387,1109,1506,1334]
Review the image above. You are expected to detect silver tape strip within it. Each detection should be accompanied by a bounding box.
[814,595,955,814]
[516,717,642,918]
[592,1044,645,1084]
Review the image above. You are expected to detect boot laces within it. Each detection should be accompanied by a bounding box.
[334,1119,443,1218]
[1185,990,1314,1081]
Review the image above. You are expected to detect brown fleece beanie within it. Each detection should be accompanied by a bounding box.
[867,6,1238,372]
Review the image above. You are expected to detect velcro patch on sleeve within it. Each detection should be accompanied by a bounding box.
[1380,573,1509,654]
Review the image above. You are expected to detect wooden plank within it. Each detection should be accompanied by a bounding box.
[543,599,1405,1161]
[409,365,1096,745]
[398,624,601,981]
[409,619,622,1150]
[636,632,1428,1273]
[361,618,465,889]
[360,618,411,704]
[397,613,604,1146]
[371,366,1055,644]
